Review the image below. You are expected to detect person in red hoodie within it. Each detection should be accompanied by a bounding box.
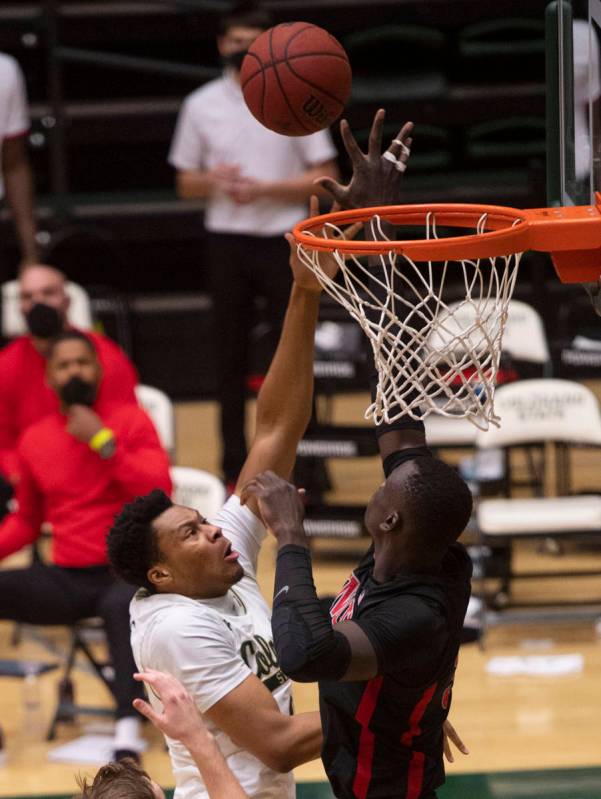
[0,264,138,489]
[0,329,171,759]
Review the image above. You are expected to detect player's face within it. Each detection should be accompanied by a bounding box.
[364,462,418,536]
[150,504,243,598]
[218,25,263,57]
[364,481,389,537]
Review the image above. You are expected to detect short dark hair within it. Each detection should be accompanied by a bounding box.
[47,329,96,359]
[399,457,473,555]
[73,758,155,799]
[107,489,173,592]
[218,1,273,36]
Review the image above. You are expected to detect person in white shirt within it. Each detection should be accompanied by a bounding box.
[0,52,38,273]
[107,207,339,799]
[168,2,338,487]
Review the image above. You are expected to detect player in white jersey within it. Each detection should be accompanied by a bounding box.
[107,206,345,798]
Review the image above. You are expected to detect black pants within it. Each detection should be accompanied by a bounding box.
[207,231,292,482]
[0,562,143,719]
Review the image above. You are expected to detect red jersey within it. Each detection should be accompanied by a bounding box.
[0,331,138,481]
[0,403,171,567]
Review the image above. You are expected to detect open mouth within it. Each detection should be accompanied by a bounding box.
[223,540,240,563]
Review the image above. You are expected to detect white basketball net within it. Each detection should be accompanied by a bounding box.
[297,212,522,430]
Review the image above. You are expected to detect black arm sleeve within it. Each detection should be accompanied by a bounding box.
[272,545,352,683]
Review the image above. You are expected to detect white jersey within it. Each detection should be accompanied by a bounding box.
[129,495,295,799]
[168,72,336,235]
[0,52,29,199]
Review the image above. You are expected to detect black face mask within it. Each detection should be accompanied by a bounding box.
[25,303,63,339]
[59,376,96,408]
[221,48,249,72]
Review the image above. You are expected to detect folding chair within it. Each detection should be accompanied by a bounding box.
[170,466,226,521]
[47,618,116,740]
[1,279,93,338]
[475,378,601,622]
[425,298,551,452]
[135,384,176,460]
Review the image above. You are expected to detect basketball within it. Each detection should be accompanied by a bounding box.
[240,22,352,137]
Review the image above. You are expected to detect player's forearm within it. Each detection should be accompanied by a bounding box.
[4,160,38,264]
[272,545,351,683]
[184,730,249,799]
[277,711,323,769]
[176,169,215,200]
[254,284,320,439]
[261,162,338,203]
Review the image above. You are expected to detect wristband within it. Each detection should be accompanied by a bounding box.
[89,428,115,452]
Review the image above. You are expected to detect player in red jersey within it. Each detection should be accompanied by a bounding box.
[242,110,472,799]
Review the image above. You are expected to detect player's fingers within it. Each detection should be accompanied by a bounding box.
[367,108,386,160]
[395,120,414,144]
[133,698,161,726]
[339,118,365,162]
[309,194,320,218]
[386,121,413,162]
[284,232,296,256]
[443,733,454,763]
[445,720,469,754]
[341,221,362,241]
[315,176,347,205]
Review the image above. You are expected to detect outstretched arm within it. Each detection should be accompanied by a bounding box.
[317,109,425,460]
[134,670,249,799]
[235,197,346,515]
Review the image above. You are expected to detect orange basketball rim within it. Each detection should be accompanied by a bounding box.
[293,194,601,283]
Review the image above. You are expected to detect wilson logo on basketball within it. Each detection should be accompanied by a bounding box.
[330,573,360,623]
[302,95,332,125]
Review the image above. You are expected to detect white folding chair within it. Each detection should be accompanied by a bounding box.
[135,384,176,460]
[170,466,226,522]
[424,299,552,450]
[1,279,93,338]
[475,378,601,624]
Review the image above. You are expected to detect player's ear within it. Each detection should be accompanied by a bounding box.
[147,564,172,590]
[379,510,400,533]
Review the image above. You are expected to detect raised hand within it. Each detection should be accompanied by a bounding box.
[240,470,307,546]
[287,195,362,292]
[133,669,207,747]
[315,109,413,209]
[66,405,104,444]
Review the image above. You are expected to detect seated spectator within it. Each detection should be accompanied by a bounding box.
[0,330,171,759]
[0,264,138,488]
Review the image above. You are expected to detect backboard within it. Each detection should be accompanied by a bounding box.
[547,0,601,205]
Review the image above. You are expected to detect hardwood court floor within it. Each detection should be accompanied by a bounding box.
[0,393,601,797]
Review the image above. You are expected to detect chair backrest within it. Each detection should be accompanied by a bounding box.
[1,279,93,338]
[500,299,550,365]
[476,378,601,448]
[135,384,175,456]
[428,298,550,366]
[170,466,226,522]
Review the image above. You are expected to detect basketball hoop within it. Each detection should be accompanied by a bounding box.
[293,197,601,429]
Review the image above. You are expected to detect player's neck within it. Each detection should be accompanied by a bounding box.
[372,538,440,582]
